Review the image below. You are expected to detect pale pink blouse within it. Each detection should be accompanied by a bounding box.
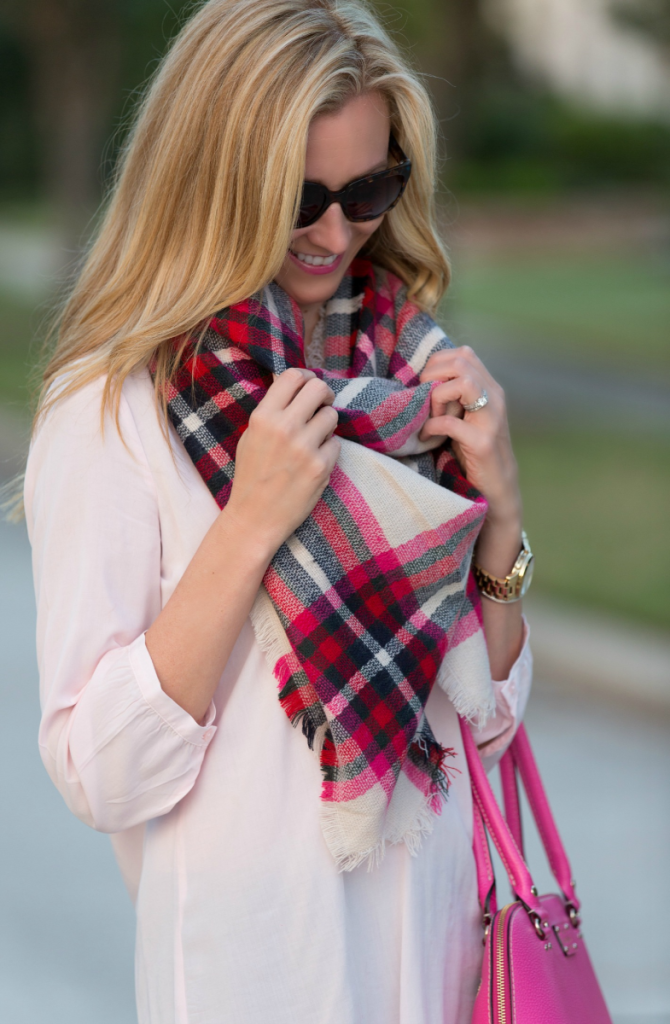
[25,369,532,1024]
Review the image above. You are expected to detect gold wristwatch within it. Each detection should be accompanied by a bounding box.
[473,531,534,603]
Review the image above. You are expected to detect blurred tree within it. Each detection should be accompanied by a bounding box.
[370,0,514,158]
[2,0,122,239]
[0,0,193,245]
[1,0,511,235]
[611,0,670,51]
[0,28,38,201]
[1,0,667,231]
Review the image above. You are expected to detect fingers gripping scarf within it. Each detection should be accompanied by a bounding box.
[156,259,494,870]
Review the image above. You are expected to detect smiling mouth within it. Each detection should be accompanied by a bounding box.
[290,250,339,267]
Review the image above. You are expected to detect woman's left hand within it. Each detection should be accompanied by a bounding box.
[419,346,521,529]
[420,345,526,680]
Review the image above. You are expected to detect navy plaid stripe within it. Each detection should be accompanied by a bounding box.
[154,259,487,821]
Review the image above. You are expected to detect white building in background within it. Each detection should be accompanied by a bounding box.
[487,0,670,118]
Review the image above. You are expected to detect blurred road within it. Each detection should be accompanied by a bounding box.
[2,219,670,444]
[1,517,669,1023]
[466,325,670,436]
[0,519,136,1023]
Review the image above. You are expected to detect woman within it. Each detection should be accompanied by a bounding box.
[25,1,533,1021]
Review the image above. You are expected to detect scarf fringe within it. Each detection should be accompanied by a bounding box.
[320,797,439,873]
[288,708,321,750]
[252,587,330,752]
[436,657,496,728]
[250,587,291,666]
[429,745,459,806]
[158,261,495,871]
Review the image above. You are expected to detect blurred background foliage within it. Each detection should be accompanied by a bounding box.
[1,0,669,210]
[0,0,668,628]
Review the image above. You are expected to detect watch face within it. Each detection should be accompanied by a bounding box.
[519,555,534,597]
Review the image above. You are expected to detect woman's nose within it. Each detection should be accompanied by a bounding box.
[308,202,351,254]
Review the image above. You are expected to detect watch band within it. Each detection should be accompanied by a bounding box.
[473,531,534,604]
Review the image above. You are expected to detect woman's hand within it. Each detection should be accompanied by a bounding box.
[419,346,525,679]
[147,368,340,723]
[419,347,521,532]
[224,367,341,556]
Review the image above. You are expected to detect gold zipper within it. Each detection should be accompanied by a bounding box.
[494,904,513,1024]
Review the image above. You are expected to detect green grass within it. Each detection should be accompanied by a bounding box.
[444,252,670,380]
[441,248,670,625]
[515,429,670,628]
[0,273,667,629]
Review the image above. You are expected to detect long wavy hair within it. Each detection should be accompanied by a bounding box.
[36,0,449,433]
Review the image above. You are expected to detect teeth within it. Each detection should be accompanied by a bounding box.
[292,251,338,267]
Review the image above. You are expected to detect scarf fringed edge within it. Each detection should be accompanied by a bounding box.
[250,585,292,669]
[252,587,467,871]
[319,798,440,873]
[250,587,329,748]
[435,649,497,729]
[326,739,459,873]
[408,733,460,810]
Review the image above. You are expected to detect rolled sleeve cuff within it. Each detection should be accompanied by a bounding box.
[129,633,217,747]
[473,617,532,764]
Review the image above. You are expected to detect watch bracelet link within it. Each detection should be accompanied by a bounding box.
[472,562,523,603]
[472,530,533,604]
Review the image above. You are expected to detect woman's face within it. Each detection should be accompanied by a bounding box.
[274,91,391,313]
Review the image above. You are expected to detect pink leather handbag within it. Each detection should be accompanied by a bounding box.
[460,719,613,1024]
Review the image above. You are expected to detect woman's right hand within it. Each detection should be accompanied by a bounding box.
[147,368,339,723]
[224,367,341,556]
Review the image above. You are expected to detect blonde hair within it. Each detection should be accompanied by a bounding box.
[37,0,449,431]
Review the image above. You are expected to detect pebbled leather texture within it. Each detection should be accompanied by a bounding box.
[471,895,612,1024]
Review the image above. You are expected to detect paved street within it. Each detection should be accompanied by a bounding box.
[463,323,670,436]
[0,519,136,1023]
[1,517,669,1023]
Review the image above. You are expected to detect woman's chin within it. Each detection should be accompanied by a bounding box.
[275,256,353,309]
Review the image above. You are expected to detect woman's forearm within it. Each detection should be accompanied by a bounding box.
[474,513,525,682]
[145,509,274,723]
[145,369,340,725]
[417,345,529,681]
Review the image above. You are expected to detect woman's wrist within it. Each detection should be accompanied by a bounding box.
[474,510,523,580]
[216,506,279,572]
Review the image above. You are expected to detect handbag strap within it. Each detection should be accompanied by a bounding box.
[499,745,524,852]
[463,718,581,917]
[503,725,580,910]
[459,718,541,914]
[472,800,498,919]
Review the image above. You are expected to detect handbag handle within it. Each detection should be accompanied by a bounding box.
[472,800,498,920]
[499,745,524,852]
[501,725,580,911]
[462,719,581,919]
[459,718,542,914]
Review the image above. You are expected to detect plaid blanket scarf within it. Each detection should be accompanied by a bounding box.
[156,258,494,870]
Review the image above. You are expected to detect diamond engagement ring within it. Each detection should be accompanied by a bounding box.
[462,389,489,413]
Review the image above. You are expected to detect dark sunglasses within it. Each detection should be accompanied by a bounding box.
[296,135,412,229]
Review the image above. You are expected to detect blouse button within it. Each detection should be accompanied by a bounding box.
[203,727,214,742]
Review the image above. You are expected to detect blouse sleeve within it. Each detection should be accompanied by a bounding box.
[471,618,532,772]
[24,380,216,834]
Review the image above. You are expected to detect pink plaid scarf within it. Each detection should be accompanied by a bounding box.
[157,259,494,869]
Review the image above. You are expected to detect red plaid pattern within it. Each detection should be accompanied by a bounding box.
[154,260,492,868]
